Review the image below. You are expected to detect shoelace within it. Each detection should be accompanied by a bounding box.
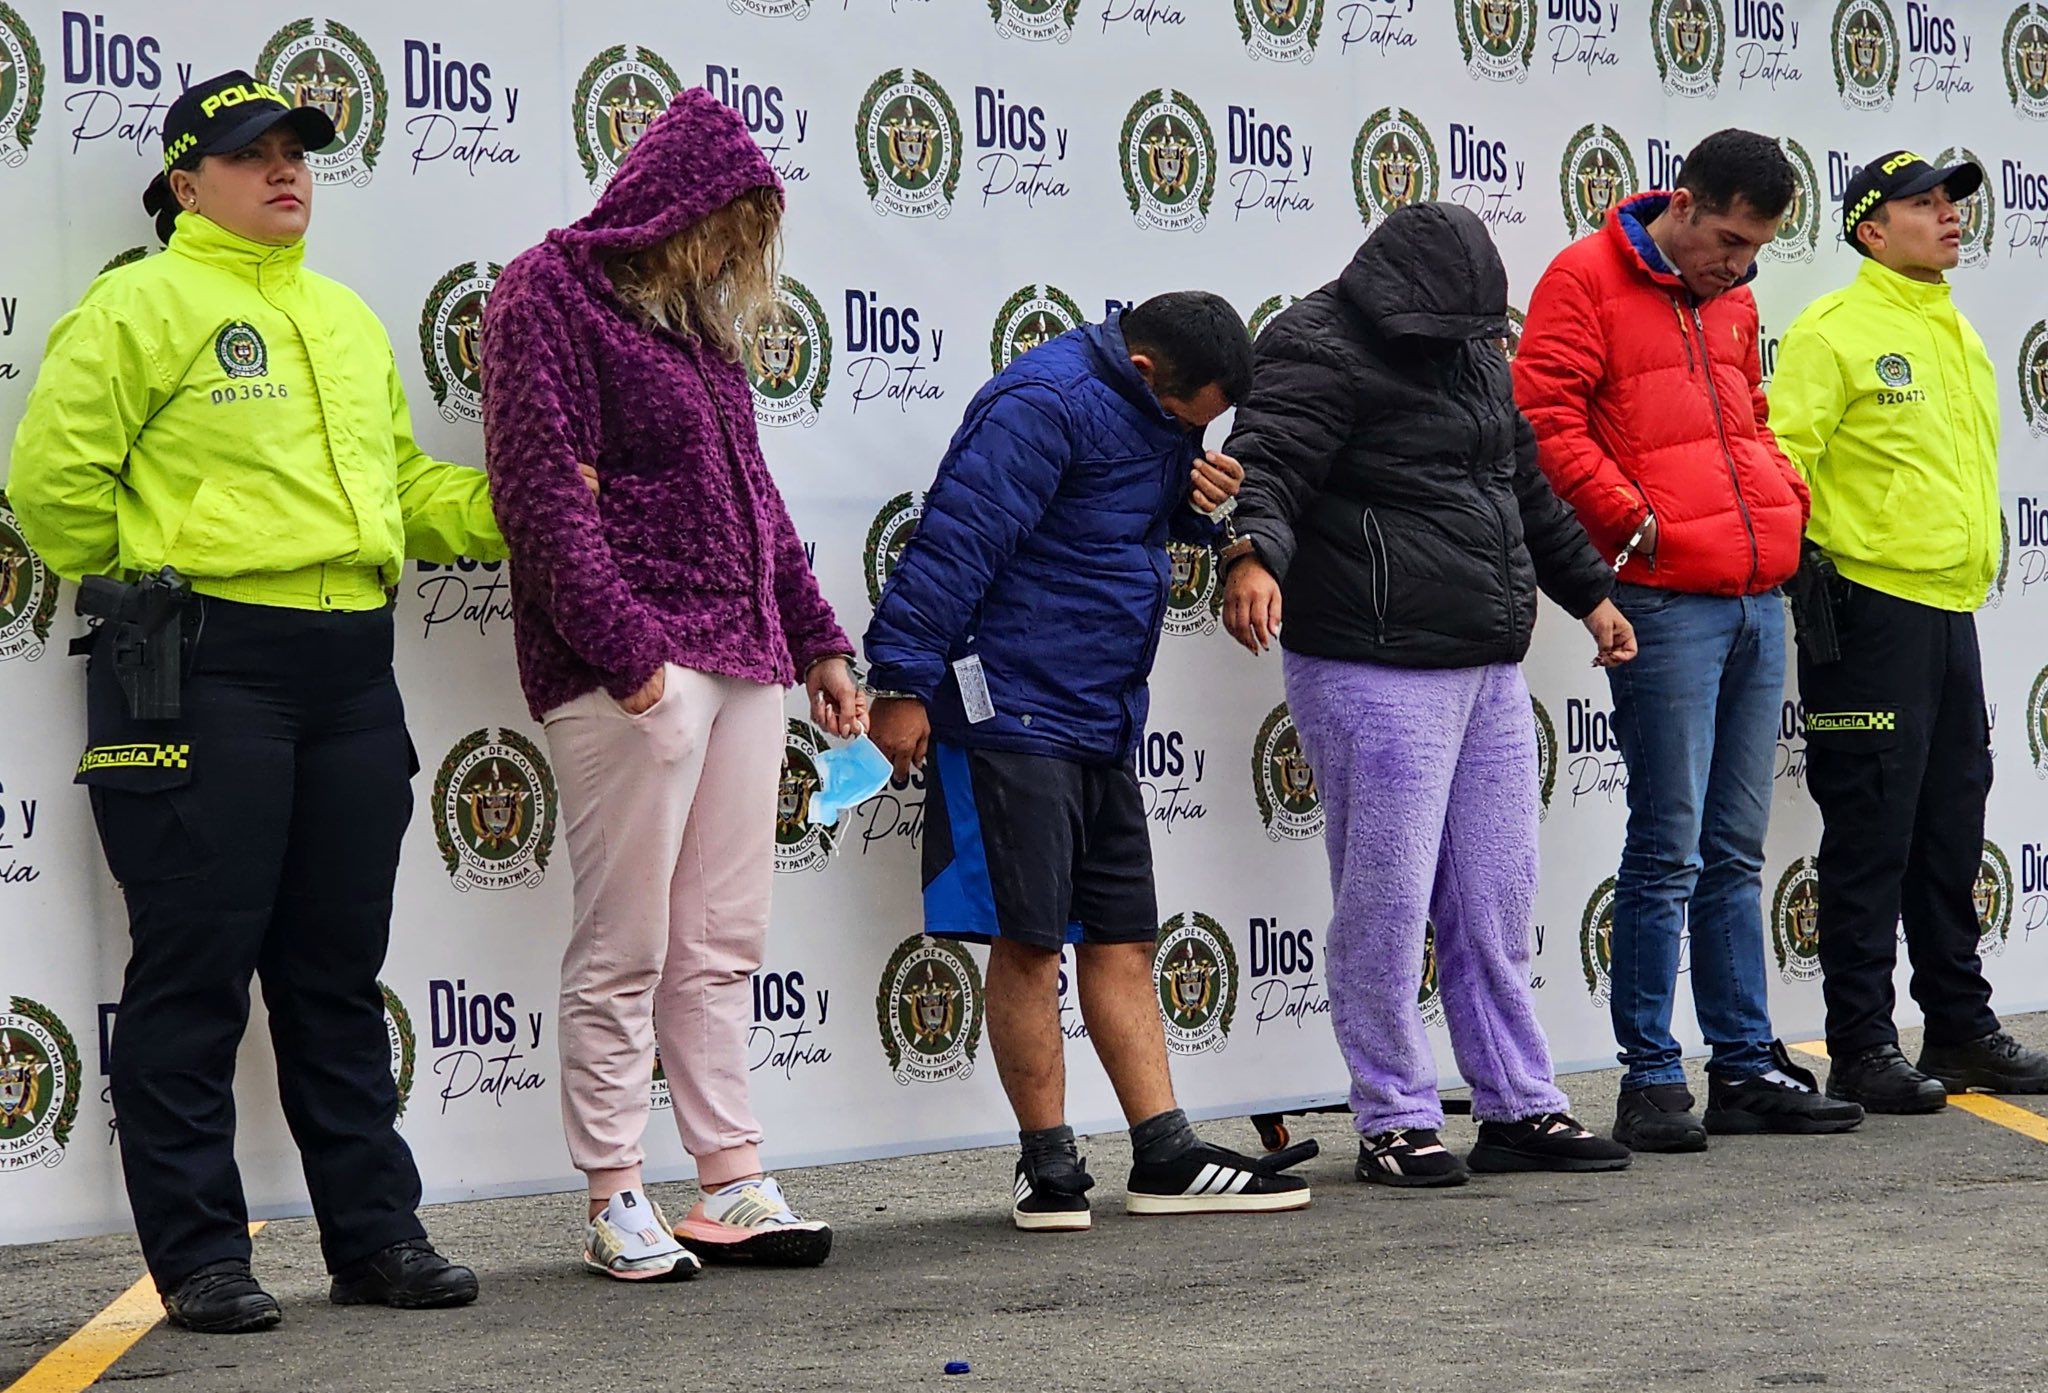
[1983,1031,2023,1061]
[181,1269,260,1302]
[1533,1112,1591,1138]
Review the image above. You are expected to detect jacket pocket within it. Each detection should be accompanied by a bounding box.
[1866,469,1968,571]
[1359,508,1390,642]
[164,478,241,572]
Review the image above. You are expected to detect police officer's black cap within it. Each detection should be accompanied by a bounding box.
[1840,150,1984,256]
[141,70,336,223]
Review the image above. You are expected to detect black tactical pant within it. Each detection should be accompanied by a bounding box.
[80,597,425,1288]
[1797,580,2000,1060]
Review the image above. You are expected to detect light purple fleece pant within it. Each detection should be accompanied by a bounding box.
[1284,652,1568,1134]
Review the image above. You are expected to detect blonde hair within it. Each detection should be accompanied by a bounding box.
[607,186,782,362]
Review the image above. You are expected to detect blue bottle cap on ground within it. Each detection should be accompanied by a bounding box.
[944,1361,971,1375]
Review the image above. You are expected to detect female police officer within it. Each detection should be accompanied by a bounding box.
[8,72,495,1332]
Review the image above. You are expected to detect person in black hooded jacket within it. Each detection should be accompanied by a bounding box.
[1220,202,1636,1188]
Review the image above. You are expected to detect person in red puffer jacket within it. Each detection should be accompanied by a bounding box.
[1514,130,1862,1155]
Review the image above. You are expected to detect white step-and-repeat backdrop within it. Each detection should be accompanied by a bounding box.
[2,0,2046,1242]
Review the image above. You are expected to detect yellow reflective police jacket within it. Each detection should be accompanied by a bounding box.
[7,212,503,611]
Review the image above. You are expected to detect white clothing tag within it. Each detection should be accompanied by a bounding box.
[952,654,996,724]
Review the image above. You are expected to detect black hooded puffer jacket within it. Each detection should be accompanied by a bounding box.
[1225,201,1612,668]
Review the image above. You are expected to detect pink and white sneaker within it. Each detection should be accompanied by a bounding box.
[674,1176,832,1267]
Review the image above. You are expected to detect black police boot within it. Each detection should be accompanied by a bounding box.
[162,1260,282,1334]
[329,1240,479,1310]
[1918,1029,2048,1095]
[1826,1043,1948,1114]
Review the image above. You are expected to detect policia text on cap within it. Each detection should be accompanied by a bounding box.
[6,71,503,1332]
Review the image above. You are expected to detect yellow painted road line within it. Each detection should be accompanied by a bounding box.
[5,1222,264,1393]
[1789,1040,2048,1147]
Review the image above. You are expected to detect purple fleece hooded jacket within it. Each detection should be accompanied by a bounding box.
[482,90,849,721]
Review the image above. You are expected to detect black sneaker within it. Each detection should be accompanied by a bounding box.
[1125,1140,1313,1215]
[329,1239,480,1310]
[1357,1129,1469,1188]
[1467,1113,1632,1173]
[163,1261,282,1334]
[1918,1029,2048,1095]
[1826,1042,1948,1114]
[1703,1043,1864,1135]
[1613,1083,1709,1153]
[1012,1155,1095,1233]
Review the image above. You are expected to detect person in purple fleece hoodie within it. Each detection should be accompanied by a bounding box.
[482,91,861,1281]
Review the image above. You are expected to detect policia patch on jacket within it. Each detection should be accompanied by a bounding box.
[1804,710,1897,735]
[215,322,268,379]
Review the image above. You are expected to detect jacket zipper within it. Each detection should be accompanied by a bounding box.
[1361,507,1389,645]
[1685,301,1760,591]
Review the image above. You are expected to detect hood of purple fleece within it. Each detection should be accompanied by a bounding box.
[551,88,782,269]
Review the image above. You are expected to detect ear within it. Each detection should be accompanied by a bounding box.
[1668,187,1695,222]
[1855,218,1883,254]
[1128,351,1158,389]
[167,167,199,208]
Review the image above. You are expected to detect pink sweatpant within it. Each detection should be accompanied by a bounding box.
[542,665,783,1198]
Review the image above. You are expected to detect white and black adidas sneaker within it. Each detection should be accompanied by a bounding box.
[1012,1157,1095,1232]
[1124,1141,1311,1215]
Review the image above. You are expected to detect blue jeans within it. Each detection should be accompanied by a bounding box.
[1606,583,1784,1090]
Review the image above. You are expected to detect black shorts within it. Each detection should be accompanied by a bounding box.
[921,742,1159,951]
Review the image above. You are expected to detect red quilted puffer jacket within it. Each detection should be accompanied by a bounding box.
[1511,192,1808,596]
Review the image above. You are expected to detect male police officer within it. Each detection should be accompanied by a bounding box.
[1770,152,2048,1111]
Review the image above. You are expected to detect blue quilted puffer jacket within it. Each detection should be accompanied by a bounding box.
[862,316,1215,763]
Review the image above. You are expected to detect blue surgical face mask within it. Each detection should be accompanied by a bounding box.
[806,734,895,826]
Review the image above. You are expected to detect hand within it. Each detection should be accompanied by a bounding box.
[578,462,600,497]
[619,665,665,715]
[869,697,930,779]
[1190,450,1244,515]
[1584,599,1637,668]
[806,657,866,738]
[1222,556,1283,655]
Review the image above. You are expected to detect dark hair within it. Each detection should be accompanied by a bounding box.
[146,149,205,245]
[1676,128,1795,220]
[1121,291,1254,404]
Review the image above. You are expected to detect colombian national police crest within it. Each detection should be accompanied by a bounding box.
[1122,89,1217,233]
[1652,0,1727,98]
[381,982,418,1121]
[991,0,1082,42]
[434,728,559,892]
[1352,107,1439,233]
[1458,0,1538,83]
[1154,912,1239,1055]
[572,45,680,191]
[1253,702,1322,841]
[258,18,387,187]
[1832,0,1900,112]
[864,492,925,609]
[1418,920,1447,1029]
[0,492,57,664]
[877,935,984,1084]
[2005,3,2048,120]
[733,0,812,17]
[1236,0,1324,64]
[1580,876,1616,1005]
[1531,695,1557,820]
[1164,544,1223,639]
[0,3,44,168]
[1559,123,1639,239]
[1937,145,1996,267]
[1770,857,1822,982]
[857,70,963,220]
[746,276,832,429]
[777,719,836,873]
[1247,293,1300,343]
[0,997,79,1171]
[1764,137,1822,264]
[991,283,1084,372]
[419,262,500,425]
[215,322,268,380]
[2018,321,2048,438]
[1976,841,2014,956]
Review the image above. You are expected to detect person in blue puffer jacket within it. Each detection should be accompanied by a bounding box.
[864,293,1315,1232]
